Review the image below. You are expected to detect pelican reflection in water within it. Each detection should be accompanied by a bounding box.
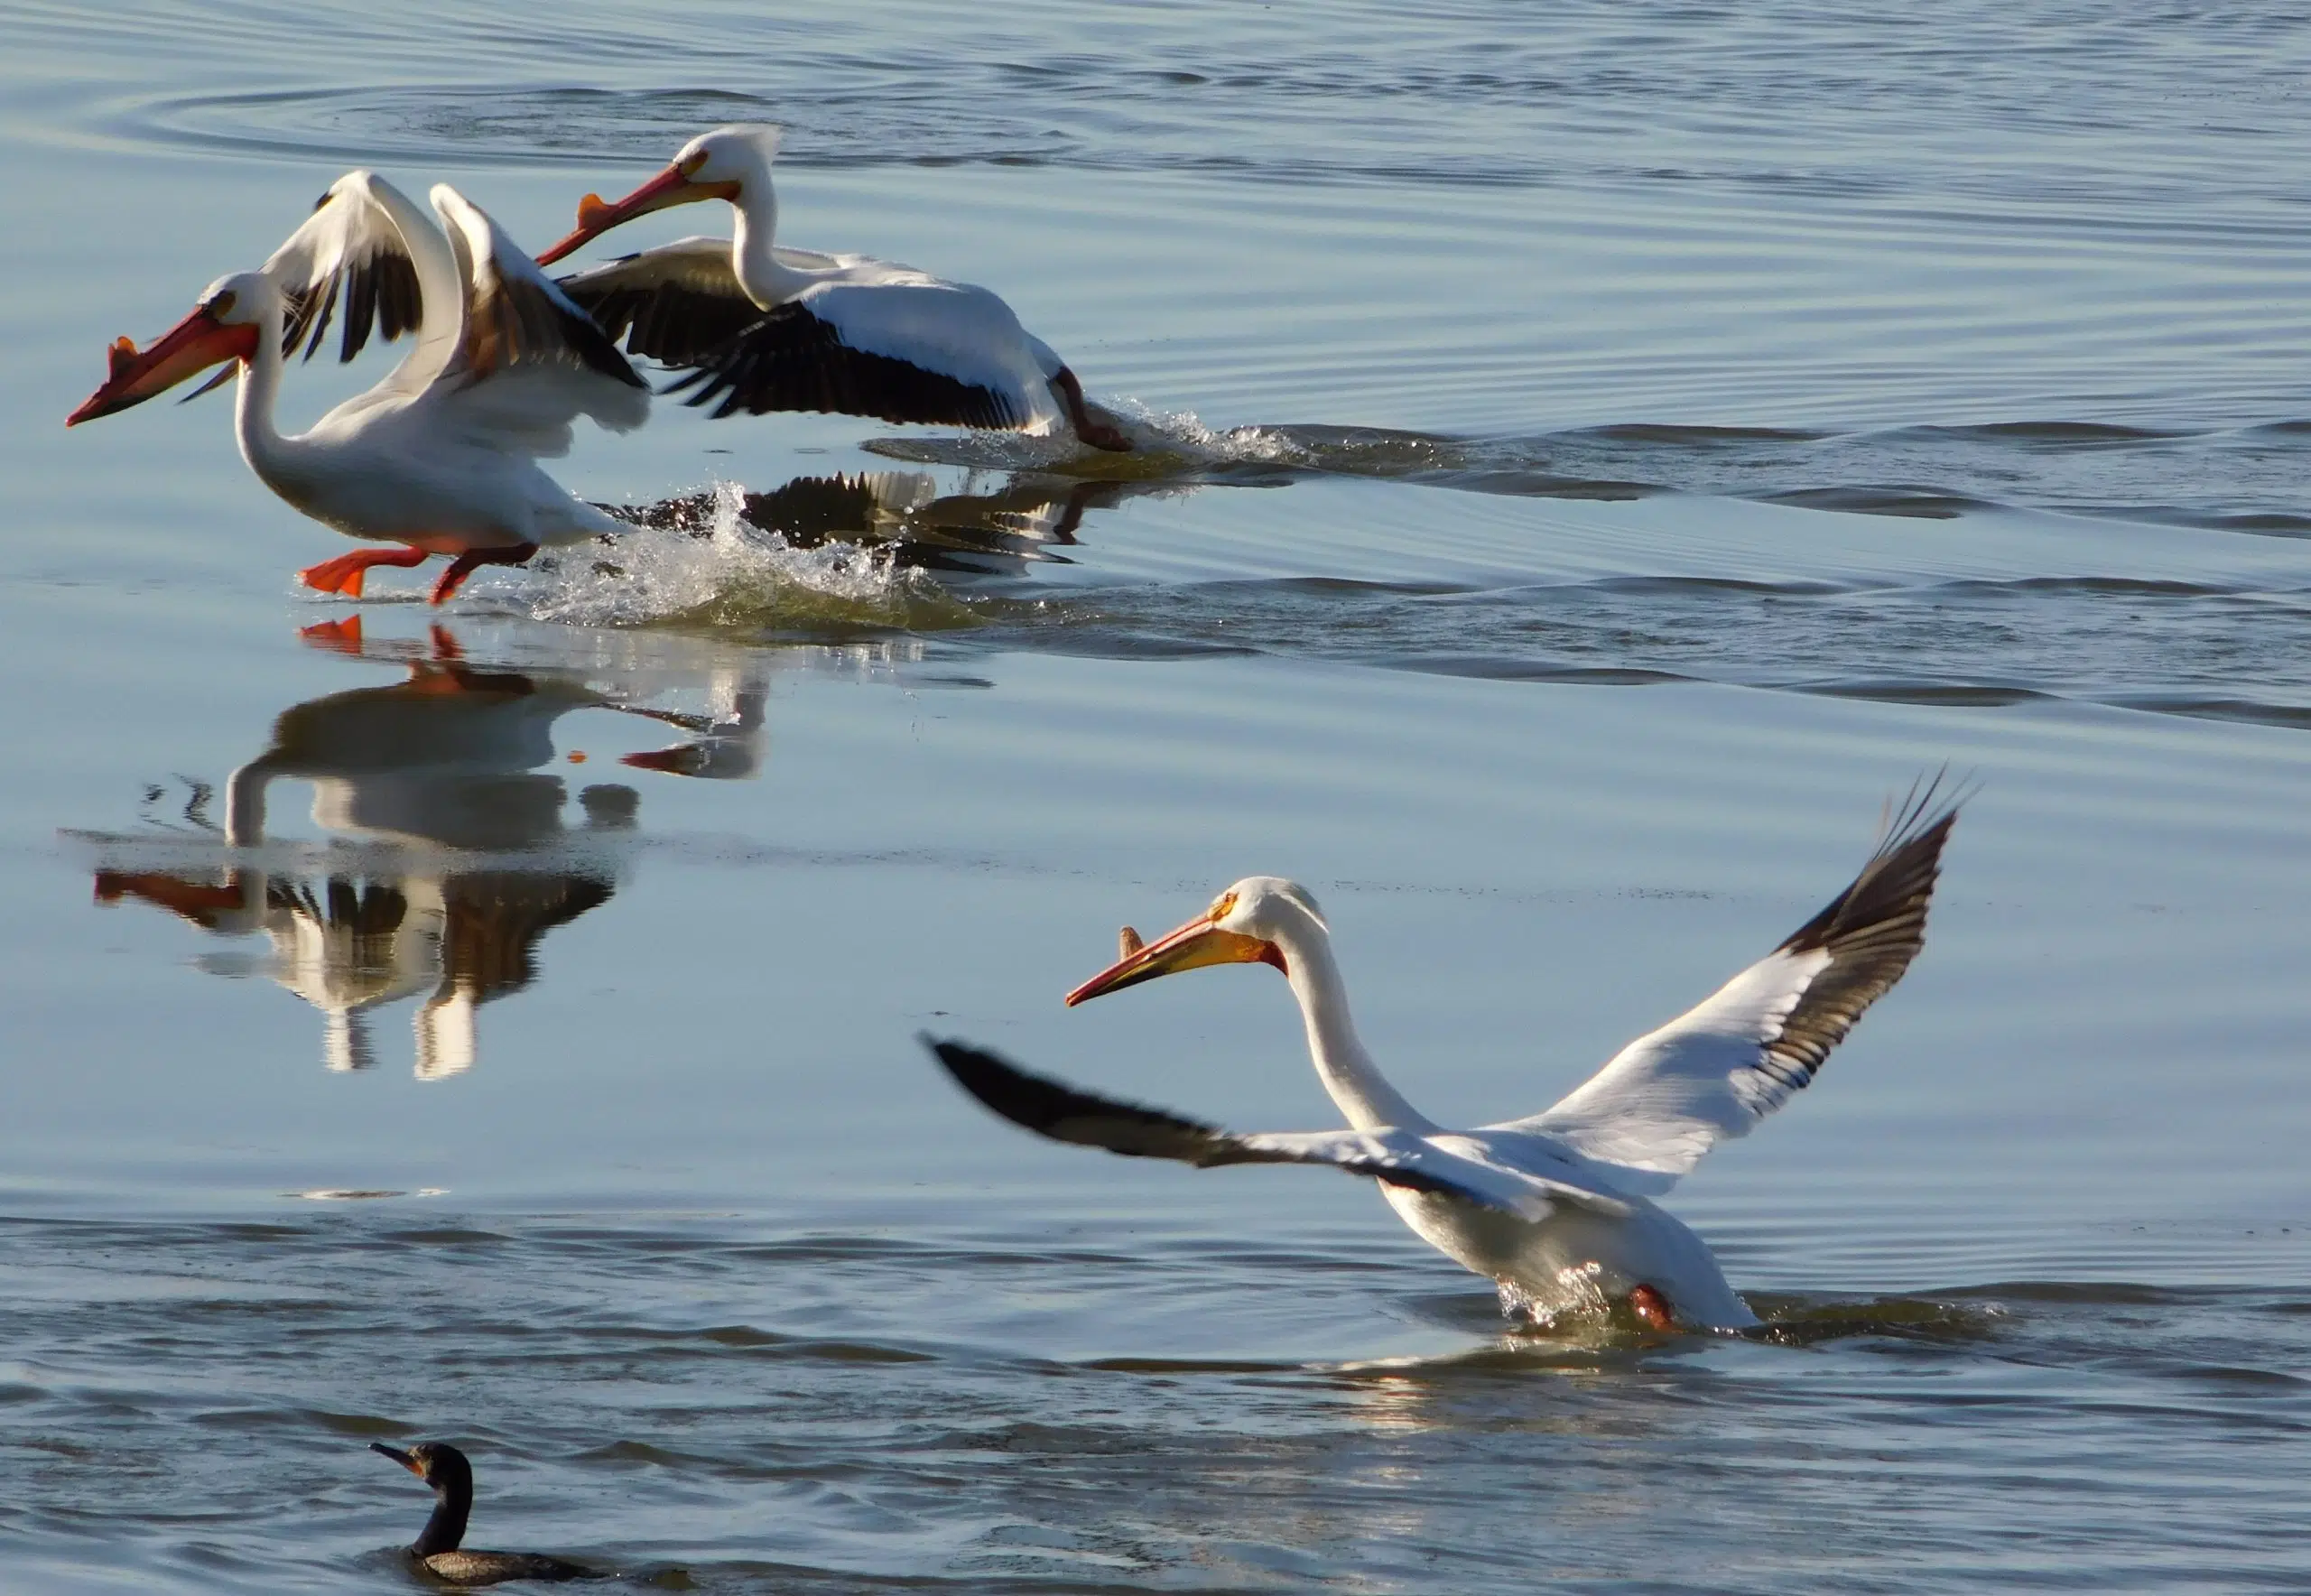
[611,466,1175,579]
[86,622,751,1076]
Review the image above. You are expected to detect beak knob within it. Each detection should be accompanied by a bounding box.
[576,192,615,229]
[1118,926,1144,959]
[107,336,139,378]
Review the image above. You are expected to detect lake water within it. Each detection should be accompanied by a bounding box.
[4,1,2310,1590]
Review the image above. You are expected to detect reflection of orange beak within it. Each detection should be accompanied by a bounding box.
[1063,912,1284,1007]
[534,162,740,265]
[619,745,701,775]
[67,307,257,426]
[94,871,248,927]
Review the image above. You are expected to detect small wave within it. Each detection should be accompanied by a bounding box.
[1764,485,1989,519]
[1910,421,2185,447]
[1800,680,2051,708]
[2108,695,2311,732]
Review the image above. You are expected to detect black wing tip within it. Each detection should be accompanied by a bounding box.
[920,1034,1069,1130]
[919,1034,1222,1158]
[1876,765,1973,857]
[922,1033,1004,1099]
[1781,770,1967,955]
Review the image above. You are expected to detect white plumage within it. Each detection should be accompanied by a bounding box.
[930,784,1962,1333]
[536,125,1131,450]
[69,173,648,604]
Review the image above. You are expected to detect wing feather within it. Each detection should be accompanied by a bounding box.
[1498,777,1963,1189]
[556,240,766,367]
[665,295,1031,431]
[924,1036,1573,1220]
[260,172,441,374]
[427,185,649,442]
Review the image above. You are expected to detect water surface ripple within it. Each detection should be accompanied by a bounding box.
[6,0,2311,1591]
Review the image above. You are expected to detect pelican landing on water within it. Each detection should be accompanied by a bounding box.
[534,125,1133,451]
[68,173,647,604]
[927,784,1962,1333]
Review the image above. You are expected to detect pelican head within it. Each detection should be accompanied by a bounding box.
[536,125,779,265]
[68,272,267,426]
[1064,877,1325,1006]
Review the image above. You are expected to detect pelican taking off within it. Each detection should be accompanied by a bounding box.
[68,173,647,604]
[534,125,1132,451]
[927,784,1961,1333]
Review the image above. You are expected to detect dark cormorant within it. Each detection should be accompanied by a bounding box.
[369,1441,594,1585]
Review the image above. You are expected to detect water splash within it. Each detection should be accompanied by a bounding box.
[515,482,978,635]
[860,404,1312,478]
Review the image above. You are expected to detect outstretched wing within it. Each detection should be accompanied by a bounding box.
[665,281,1046,431]
[925,1036,1591,1220]
[427,184,649,447]
[556,238,768,367]
[556,239,869,367]
[260,172,445,376]
[1494,777,1962,1192]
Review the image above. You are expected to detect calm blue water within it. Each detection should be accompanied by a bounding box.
[2,2,2308,1590]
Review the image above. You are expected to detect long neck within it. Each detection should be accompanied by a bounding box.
[1271,921,1433,1133]
[222,760,274,848]
[231,310,297,488]
[412,1481,469,1557]
[729,163,813,305]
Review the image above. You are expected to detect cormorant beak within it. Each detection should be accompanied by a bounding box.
[68,309,256,426]
[1064,912,1284,1007]
[534,162,742,265]
[369,1442,424,1477]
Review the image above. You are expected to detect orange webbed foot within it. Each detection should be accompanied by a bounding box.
[299,547,428,598]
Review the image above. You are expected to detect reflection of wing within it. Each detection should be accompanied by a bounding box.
[925,1036,1620,1220]
[1498,782,1960,1192]
[426,185,649,450]
[437,871,614,1005]
[261,172,451,385]
[556,239,765,367]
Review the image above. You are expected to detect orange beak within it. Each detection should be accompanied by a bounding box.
[67,306,257,426]
[1063,910,1284,1007]
[534,162,740,266]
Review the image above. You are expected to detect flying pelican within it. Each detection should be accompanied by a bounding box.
[926,785,1960,1333]
[67,173,648,604]
[534,125,1132,451]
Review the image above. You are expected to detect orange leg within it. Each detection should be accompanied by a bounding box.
[428,542,539,607]
[299,546,428,598]
[1629,1285,1676,1333]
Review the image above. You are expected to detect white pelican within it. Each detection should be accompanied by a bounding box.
[533,125,1133,451]
[926,785,1961,1334]
[67,173,649,604]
